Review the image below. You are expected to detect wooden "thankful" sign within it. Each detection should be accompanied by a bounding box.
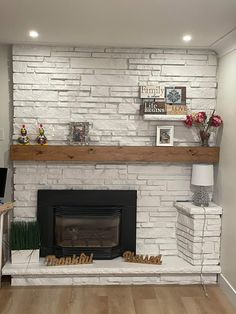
[45,253,93,266]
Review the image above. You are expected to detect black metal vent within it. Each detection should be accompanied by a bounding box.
[54,206,122,216]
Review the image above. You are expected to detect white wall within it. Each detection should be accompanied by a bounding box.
[0,45,12,201]
[215,50,236,305]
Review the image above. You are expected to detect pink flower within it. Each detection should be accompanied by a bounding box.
[194,112,207,124]
[184,114,194,127]
[184,111,223,133]
[211,115,223,127]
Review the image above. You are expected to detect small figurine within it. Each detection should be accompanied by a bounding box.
[18,125,30,145]
[36,124,47,145]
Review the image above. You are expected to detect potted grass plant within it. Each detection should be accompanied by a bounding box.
[10,221,40,264]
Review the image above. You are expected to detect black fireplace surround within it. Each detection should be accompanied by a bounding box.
[37,190,137,259]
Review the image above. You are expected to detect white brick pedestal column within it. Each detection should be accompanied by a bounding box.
[175,202,222,266]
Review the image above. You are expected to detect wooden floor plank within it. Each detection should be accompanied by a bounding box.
[132,286,157,299]
[81,296,108,314]
[182,297,202,314]
[108,296,136,314]
[134,299,164,314]
[0,284,235,314]
[155,286,189,314]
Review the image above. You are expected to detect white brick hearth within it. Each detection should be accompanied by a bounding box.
[4,201,221,286]
[3,256,220,286]
[9,45,221,285]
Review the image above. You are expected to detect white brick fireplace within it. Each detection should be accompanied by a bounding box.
[6,45,221,285]
[14,162,192,257]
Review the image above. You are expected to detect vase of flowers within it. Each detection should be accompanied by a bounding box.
[184,110,223,147]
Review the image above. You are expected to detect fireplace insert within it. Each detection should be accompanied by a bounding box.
[37,190,137,259]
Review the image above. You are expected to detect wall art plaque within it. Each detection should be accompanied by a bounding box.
[165,86,186,105]
[140,85,164,98]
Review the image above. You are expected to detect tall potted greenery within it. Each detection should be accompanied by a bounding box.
[10,221,40,264]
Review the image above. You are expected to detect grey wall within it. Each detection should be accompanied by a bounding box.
[0,45,12,201]
[215,50,236,303]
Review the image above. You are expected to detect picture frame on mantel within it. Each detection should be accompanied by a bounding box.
[156,126,174,146]
[69,122,89,145]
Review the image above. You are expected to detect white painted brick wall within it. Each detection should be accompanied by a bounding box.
[12,45,217,145]
[175,202,222,265]
[11,274,217,286]
[12,45,219,265]
[13,162,193,256]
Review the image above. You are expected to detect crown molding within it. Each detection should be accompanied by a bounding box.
[211,28,236,57]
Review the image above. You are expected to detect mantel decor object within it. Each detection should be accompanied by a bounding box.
[69,122,89,145]
[141,99,166,115]
[184,110,223,147]
[139,85,187,118]
[36,124,47,145]
[18,125,30,145]
[165,86,186,105]
[156,126,174,146]
[191,164,214,207]
[45,253,93,266]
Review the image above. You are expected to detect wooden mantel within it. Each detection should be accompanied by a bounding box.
[10,145,219,163]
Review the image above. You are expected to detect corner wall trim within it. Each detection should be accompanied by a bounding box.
[219,274,236,308]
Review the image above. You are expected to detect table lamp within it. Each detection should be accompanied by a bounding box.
[191,164,214,207]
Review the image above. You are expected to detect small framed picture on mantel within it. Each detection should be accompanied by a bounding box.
[156,126,174,146]
[69,122,89,145]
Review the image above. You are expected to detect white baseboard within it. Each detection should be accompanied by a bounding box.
[219,274,236,308]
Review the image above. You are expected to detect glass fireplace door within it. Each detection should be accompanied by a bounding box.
[55,208,121,248]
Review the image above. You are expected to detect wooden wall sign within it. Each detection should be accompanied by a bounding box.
[45,253,93,266]
[141,100,166,114]
[140,85,164,98]
[166,104,187,115]
[140,85,188,118]
[123,251,162,265]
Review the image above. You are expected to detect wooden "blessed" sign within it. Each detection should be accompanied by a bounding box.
[123,251,162,265]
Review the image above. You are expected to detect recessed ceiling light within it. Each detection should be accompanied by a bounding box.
[182,34,192,42]
[29,30,39,38]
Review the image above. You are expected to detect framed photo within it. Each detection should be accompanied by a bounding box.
[156,126,174,146]
[165,86,186,105]
[69,122,89,145]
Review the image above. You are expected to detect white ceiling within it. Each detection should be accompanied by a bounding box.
[0,0,236,54]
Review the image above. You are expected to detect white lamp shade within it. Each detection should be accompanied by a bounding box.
[191,164,214,186]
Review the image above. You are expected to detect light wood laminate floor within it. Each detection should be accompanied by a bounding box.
[0,284,235,314]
